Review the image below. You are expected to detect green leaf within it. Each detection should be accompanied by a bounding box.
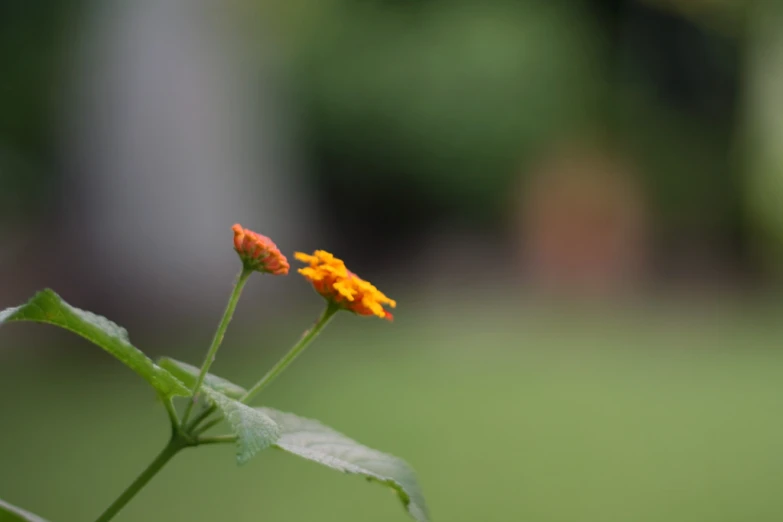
[202,388,279,465]
[0,289,189,398]
[0,498,50,522]
[158,357,247,399]
[260,408,429,522]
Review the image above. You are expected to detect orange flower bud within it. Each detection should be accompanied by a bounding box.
[232,224,289,275]
[295,250,396,320]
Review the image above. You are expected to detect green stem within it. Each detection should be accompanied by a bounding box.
[182,268,253,425]
[93,436,186,522]
[185,405,216,433]
[192,416,223,437]
[197,434,237,445]
[163,398,180,430]
[241,304,339,404]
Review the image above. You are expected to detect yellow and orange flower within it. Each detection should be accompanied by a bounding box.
[295,250,396,320]
[232,224,289,275]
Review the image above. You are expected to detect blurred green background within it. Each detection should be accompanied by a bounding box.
[4,0,783,521]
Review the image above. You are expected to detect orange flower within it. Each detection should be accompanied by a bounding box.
[232,224,289,275]
[295,250,396,320]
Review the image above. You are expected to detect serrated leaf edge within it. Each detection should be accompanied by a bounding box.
[202,388,280,465]
[0,289,189,398]
[260,408,429,522]
[157,357,247,399]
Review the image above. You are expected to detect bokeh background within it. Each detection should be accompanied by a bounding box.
[3,1,783,521]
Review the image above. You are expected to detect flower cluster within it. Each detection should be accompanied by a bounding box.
[232,225,395,320]
[295,250,396,320]
[232,224,289,275]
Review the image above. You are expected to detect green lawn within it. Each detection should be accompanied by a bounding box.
[2,298,783,522]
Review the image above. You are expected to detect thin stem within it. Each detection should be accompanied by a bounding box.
[193,416,223,437]
[241,305,339,404]
[197,434,237,445]
[163,398,180,430]
[93,436,186,522]
[185,405,216,433]
[182,268,253,425]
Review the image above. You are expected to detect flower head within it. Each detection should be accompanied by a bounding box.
[295,250,396,320]
[232,224,289,275]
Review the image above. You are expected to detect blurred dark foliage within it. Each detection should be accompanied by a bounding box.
[0,1,84,223]
[606,1,745,273]
[299,0,744,269]
[0,0,750,272]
